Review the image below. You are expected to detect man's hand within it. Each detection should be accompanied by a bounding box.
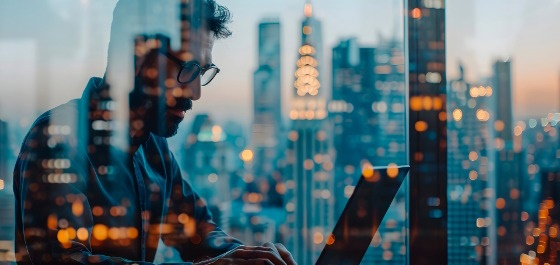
[198,243,297,265]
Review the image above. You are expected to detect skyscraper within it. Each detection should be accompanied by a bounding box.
[0,119,9,190]
[0,119,15,263]
[284,1,334,264]
[447,65,497,264]
[251,19,283,206]
[490,59,530,264]
[330,37,407,264]
[407,0,447,263]
[493,60,513,143]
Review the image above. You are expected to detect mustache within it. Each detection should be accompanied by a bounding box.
[169,97,192,111]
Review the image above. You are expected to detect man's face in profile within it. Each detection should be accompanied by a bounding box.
[136,30,215,138]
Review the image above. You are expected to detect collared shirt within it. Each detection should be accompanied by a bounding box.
[13,77,242,264]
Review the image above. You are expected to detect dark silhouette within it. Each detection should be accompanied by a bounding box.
[13,0,295,264]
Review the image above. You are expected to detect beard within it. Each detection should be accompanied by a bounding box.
[137,95,192,138]
[160,113,183,137]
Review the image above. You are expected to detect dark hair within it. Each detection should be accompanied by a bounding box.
[205,0,233,39]
[106,0,232,75]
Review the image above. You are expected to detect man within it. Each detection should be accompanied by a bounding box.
[13,0,296,264]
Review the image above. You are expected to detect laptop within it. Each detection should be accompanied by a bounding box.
[315,165,410,265]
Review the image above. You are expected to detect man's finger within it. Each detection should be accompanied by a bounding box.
[274,243,297,265]
[229,249,287,265]
[214,257,275,265]
[250,259,274,265]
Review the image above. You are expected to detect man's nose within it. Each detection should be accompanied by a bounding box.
[183,81,201,101]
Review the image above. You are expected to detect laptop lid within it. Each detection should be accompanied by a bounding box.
[315,165,410,265]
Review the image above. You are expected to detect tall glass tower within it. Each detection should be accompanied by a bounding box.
[447,65,497,264]
[284,1,334,264]
[251,19,283,206]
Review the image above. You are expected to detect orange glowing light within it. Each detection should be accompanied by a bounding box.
[476,218,484,228]
[497,226,506,236]
[387,163,399,178]
[414,152,424,161]
[411,8,422,19]
[521,212,529,221]
[410,96,422,111]
[326,234,335,245]
[313,232,324,245]
[422,96,433,110]
[510,189,520,200]
[494,120,505,132]
[545,199,554,209]
[48,214,58,230]
[496,198,506,209]
[128,227,139,239]
[276,183,286,194]
[438,111,447,121]
[468,151,478,161]
[240,149,254,162]
[108,227,120,240]
[452,109,463,121]
[57,229,70,244]
[469,170,478,180]
[433,97,443,110]
[382,250,393,261]
[526,236,535,245]
[514,125,523,136]
[247,193,261,203]
[415,121,428,132]
[72,200,83,217]
[304,159,314,170]
[92,206,103,216]
[92,224,108,241]
[304,3,313,17]
[362,164,374,179]
[178,213,190,224]
[537,244,545,254]
[476,109,490,122]
[288,131,299,141]
[550,226,558,238]
[322,162,333,171]
[77,227,89,241]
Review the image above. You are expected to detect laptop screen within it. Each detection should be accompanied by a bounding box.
[315,165,410,265]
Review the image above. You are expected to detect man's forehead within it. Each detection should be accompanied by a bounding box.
[177,30,214,51]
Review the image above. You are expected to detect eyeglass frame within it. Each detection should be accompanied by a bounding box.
[161,51,220,86]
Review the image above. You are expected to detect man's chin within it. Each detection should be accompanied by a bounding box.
[147,119,181,138]
[161,118,182,138]
[144,112,185,138]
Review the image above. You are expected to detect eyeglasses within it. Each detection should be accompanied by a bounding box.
[162,52,220,86]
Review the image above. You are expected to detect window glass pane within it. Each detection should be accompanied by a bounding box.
[447,1,560,264]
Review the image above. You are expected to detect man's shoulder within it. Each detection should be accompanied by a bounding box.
[20,99,84,153]
[30,99,82,130]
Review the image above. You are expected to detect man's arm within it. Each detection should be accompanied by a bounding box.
[159,150,243,261]
[161,150,295,265]
[13,120,195,265]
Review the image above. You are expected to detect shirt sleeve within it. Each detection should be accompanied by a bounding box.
[13,120,195,265]
[159,151,243,263]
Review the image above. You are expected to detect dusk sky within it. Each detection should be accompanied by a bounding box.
[0,0,558,135]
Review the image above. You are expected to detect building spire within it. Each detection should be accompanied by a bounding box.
[304,0,312,17]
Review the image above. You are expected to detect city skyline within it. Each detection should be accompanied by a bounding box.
[1,0,559,131]
[0,1,560,264]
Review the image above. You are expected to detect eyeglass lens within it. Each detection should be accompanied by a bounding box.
[178,63,200,84]
[200,67,219,86]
